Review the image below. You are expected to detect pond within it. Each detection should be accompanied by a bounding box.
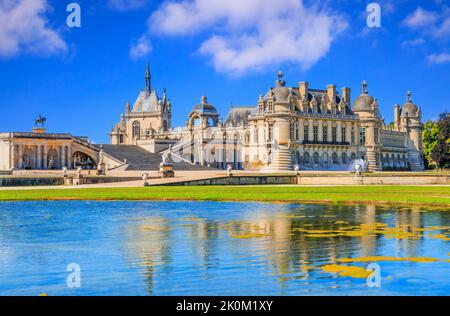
[0,201,449,296]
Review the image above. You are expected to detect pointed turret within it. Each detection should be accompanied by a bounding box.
[145,63,151,94]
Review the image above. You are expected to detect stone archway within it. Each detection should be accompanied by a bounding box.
[72,151,96,170]
[23,147,36,169]
[47,148,58,169]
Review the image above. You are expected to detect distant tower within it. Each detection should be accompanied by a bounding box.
[352,80,383,171]
[145,63,151,94]
[398,90,424,170]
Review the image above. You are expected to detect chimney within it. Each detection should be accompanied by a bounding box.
[394,104,400,128]
[327,84,336,101]
[342,87,351,105]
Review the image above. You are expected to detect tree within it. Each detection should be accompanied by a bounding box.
[430,112,450,169]
[422,120,439,168]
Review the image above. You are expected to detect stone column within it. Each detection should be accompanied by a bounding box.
[337,121,342,143]
[37,145,42,169]
[61,146,66,168]
[10,143,16,169]
[43,145,48,169]
[67,145,72,169]
[354,125,359,146]
[18,145,24,169]
[299,119,304,142]
[308,119,313,142]
[346,123,352,144]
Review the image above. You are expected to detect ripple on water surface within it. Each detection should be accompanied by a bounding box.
[0,201,449,295]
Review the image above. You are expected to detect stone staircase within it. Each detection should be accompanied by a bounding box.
[366,150,381,172]
[408,151,424,171]
[101,145,216,171]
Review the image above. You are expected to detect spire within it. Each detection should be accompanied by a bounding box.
[406,90,412,103]
[361,80,368,94]
[145,63,151,93]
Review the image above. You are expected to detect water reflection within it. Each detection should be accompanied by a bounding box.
[121,203,449,295]
[0,201,449,295]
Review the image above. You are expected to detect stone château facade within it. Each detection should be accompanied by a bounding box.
[110,66,424,172]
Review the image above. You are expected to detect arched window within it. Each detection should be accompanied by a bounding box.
[313,152,320,164]
[342,153,348,164]
[350,152,357,161]
[163,120,168,131]
[303,152,310,164]
[323,152,329,164]
[332,152,339,164]
[119,134,124,144]
[132,121,141,140]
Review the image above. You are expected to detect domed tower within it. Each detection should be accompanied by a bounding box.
[187,96,219,131]
[260,70,293,172]
[352,80,383,171]
[399,91,424,170]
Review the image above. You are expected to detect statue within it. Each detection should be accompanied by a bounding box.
[142,172,149,186]
[48,155,54,169]
[34,114,47,127]
[227,164,233,177]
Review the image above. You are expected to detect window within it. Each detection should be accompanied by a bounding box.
[341,127,346,143]
[374,128,379,143]
[342,153,348,164]
[332,152,339,164]
[303,152,310,164]
[323,152,329,164]
[313,126,318,142]
[268,124,274,141]
[360,127,366,144]
[304,125,309,142]
[119,134,124,144]
[290,123,295,140]
[313,152,320,164]
[332,127,337,142]
[351,127,355,144]
[132,121,140,140]
[323,126,328,142]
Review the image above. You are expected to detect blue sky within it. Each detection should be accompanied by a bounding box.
[0,0,449,143]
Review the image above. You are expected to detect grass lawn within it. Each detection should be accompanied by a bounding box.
[0,185,449,207]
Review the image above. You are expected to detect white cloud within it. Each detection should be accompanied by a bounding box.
[145,0,347,75]
[108,0,150,11]
[403,7,438,28]
[129,35,152,60]
[0,0,67,58]
[402,38,426,47]
[403,6,450,39]
[427,53,450,64]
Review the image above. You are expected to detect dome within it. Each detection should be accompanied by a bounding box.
[401,91,419,118]
[353,94,374,111]
[273,86,290,101]
[191,96,218,115]
[353,80,374,112]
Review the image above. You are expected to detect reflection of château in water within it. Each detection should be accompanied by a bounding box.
[124,204,431,293]
[111,65,425,172]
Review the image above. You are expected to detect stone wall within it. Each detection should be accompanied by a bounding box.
[0,177,64,186]
[159,173,450,186]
